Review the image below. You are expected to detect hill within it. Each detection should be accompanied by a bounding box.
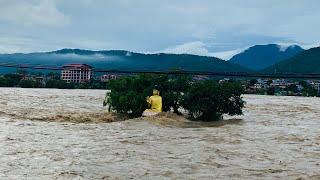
[0,49,250,74]
[263,46,320,73]
[229,44,304,70]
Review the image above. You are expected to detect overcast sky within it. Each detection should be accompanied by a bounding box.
[0,0,319,59]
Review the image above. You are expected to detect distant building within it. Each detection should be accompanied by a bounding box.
[270,79,291,89]
[100,74,119,82]
[61,64,92,83]
[193,75,209,81]
[296,84,304,92]
[219,78,230,84]
[257,78,269,85]
[313,82,320,91]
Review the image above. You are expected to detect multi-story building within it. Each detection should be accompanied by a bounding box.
[61,64,92,83]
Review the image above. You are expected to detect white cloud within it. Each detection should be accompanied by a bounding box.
[0,0,69,27]
[0,36,115,54]
[0,0,320,54]
[161,41,210,56]
[277,43,294,52]
[299,43,320,50]
[211,49,246,60]
[0,37,41,53]
[160,41,246,60]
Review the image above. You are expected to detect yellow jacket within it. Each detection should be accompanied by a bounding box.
[147,95,162,112]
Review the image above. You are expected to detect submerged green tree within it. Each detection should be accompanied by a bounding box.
[160,75,191,114]
[106,74,245,121]
[106,74,152,118]
[106,74,191,118]
[182,80,245,121]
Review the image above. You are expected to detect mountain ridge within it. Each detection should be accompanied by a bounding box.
[229,44,304,70]
[263,46,320,73]
[0,48,251,74]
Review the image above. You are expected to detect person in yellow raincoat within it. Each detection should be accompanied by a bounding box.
[143,89,162,116]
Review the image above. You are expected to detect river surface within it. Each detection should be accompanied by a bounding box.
[0,88,319,179]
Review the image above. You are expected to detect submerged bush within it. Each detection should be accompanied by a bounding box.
[106,74,153,118]
[182,80,245,121]
[156,74,191,114]
[106,74,190,118]
[106,74,245,121]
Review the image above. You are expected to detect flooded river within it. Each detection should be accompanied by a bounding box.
[0,88,319,179]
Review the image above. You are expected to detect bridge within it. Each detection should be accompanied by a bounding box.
[1,62,320,79]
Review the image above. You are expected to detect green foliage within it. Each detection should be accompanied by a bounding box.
[106,74,191,118]
[285,84,298,93]
[182,80,245,121]
[267,87,275,95]
[161,75,191,114]
[249,79,258,86]
[302,87,318,97]
[299,81,319,97]
[0,76,8,87]
[0,72,106,89]
[263,47,320,73]
[45,79,75,89]
[19,79,42,88]
[106,75,151,118]
[4,74,23,87]
[256,89,267,95]
[76,80,106,89]
[106,75,245,121]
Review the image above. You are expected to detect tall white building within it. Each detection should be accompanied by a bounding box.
[61,64,92,83]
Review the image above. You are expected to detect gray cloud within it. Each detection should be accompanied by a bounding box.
[0,0,69,27]
[0,0,319,54]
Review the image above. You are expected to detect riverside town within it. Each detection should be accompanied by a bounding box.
[1,63,320,97]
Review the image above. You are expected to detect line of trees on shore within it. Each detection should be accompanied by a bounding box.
[0,73,106,89]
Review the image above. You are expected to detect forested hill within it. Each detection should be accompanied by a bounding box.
[229,44,304,70]
[263,46,320,73]
[0,49,250,74]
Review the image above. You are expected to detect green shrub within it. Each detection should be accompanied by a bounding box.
[106,75,245,121]
[19,79,43,88]
[182,80,245,121]
[267,87,275,95]
[106,74,152,118]
[157,75,191,114]
[46,79,75,89]
[106,74,191,118]
[0,76,8,87]
[4,74,23,87]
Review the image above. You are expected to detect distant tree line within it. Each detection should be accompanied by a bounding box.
[0,72,106,89]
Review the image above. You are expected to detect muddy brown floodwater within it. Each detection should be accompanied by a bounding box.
[0,88,320,179]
